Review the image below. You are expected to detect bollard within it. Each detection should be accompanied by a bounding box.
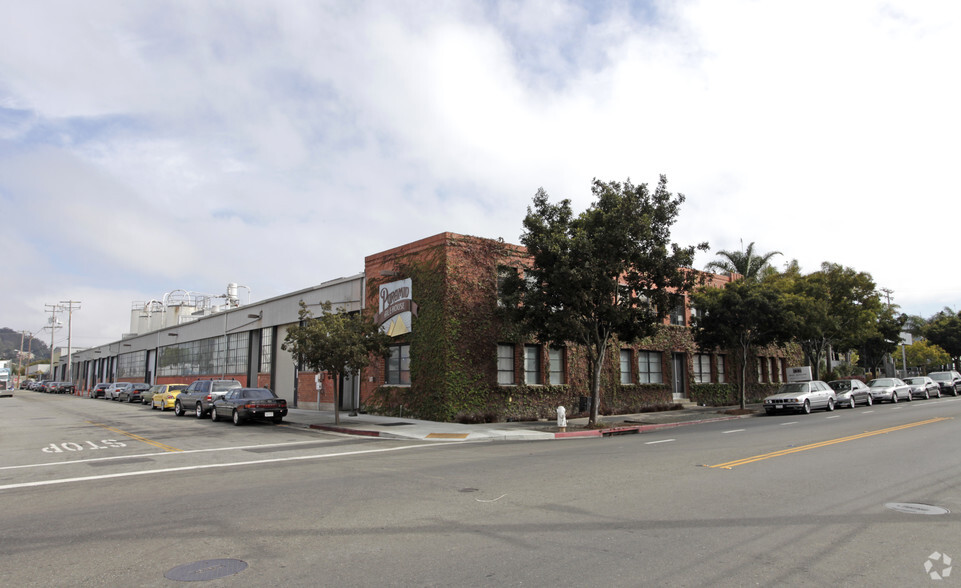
[556,405,567,433]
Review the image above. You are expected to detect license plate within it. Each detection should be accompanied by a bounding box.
[265,412,274,417]
[775,405,783,409]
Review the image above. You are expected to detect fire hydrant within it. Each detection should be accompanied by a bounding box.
[556,406,567,433]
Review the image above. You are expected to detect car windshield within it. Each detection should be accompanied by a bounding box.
[829,381,851,390]
[929,373,950,381]
[869,379,896,387]
[778,383,808,393]
[212,382,241,392]
[904,378,923,384]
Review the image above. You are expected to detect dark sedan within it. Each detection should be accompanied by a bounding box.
[209,388,288,426]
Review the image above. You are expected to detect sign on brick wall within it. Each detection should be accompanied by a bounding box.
[375,278,418,337]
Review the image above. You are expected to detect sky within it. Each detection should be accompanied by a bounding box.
[2,0,960,350]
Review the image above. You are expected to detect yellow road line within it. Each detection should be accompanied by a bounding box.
[86,422,183,453]
[709,417,951,469]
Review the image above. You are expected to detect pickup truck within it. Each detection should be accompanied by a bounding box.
[173,379,242,418]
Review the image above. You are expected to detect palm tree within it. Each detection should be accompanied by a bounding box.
[705,240,782,281]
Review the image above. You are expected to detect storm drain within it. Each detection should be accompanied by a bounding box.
[885,502,951,515]
[165,559,248,582]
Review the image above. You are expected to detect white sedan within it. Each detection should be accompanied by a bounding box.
[763,381,837,415]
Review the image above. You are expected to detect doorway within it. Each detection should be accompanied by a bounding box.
[672,353,687,400]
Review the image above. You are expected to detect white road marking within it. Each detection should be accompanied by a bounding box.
[0,439,361,472]
[780,421,798,426]
[0,443,442,492]
[645,439,675,445]
[722,429,745,434]
[826,415,840,419]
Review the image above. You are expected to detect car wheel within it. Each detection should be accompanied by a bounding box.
[954,386,959,397]
[174,401,184,417]
[195,403,204,419]
[159,402,165,412]
[211,407,219,422]
[936,389,942,398]
[907,391,913,402]
[232,410,243,426]
[826,398,835,412]
[803,400,811,414]
[925,390,930,400]
[850,397,856,409]
[866,395,873,406]
[892,392,898,403]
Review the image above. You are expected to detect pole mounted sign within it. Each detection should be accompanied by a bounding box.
[786,366,813,383]
[375,278,418,337]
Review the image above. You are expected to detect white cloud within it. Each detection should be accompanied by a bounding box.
[1,0,960,343]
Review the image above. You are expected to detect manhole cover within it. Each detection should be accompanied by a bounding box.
[885,502,950,515]
[165,559,248,581]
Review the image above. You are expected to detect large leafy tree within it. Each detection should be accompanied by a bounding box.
[691,279,791,409]
[924,311,961,370]
[282,301,392,424]
[897,340,951,374]
[704,241,781,281]
[858,307,906,375]
[772,262,884,378]
[505,175,708,426]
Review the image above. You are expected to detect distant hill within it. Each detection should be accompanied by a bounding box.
[0,328,50,362]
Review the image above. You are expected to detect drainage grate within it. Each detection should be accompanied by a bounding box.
[885,502,950,515]
[165,559,248,582]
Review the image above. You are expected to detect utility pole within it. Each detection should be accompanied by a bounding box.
[60,300,81,384]
[16,331,28,388]
[44,304,62,381]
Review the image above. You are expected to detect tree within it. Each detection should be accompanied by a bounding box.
[704,241,781,281]
[896,340,950,374]
[281,301,392,424]
[771,262,884,379]
[858,307,905,375]
[691,279,791,409]
[505,175,708,426]
[924,311,961,370]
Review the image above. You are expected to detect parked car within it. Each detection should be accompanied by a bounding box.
[867,378,912,403]
[210,388,288,425]
[174,379,243,418]
[117,383,151,403]
[763,381,836,414]
[150,384,188,411]
[903,376,940,399]
[42,381,60,393]
[90,382,110,399]
[928,371,961,396]
[57,382,76,394]
[104,383,132,401]
[828,379,872,408]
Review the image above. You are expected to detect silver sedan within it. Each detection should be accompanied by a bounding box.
[903,376,940,399]
[867,378,912,403]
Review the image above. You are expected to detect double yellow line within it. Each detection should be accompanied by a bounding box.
[87,422,183,453]
[709,417,951,469]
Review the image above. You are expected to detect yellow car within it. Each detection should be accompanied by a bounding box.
[151,384,188,411]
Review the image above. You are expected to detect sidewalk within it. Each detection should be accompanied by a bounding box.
[283,403,764,442]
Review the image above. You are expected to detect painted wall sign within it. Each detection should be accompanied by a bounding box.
[375,278,418,337]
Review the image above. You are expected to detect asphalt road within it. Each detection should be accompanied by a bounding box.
[2,392,960,587]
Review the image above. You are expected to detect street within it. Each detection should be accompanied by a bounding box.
[2,392,960,586]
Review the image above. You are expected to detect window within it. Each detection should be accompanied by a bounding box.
[497,266,518,307]
[669,295,686,326]
[226,332,249,374]
[548,347,565,385]
[386,344,410,385]
[717,355,726,383]
[524,345,541,385]
[637,351,663,384]
[497,344,515,385]
[619,349,633,384]
[757,358,765,383]
[260,327,273,373]
[693,354,711,384]
[117,350,146,379]
[769,357,779,383]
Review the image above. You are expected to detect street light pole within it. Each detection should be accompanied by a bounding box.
[60,301,81,384]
